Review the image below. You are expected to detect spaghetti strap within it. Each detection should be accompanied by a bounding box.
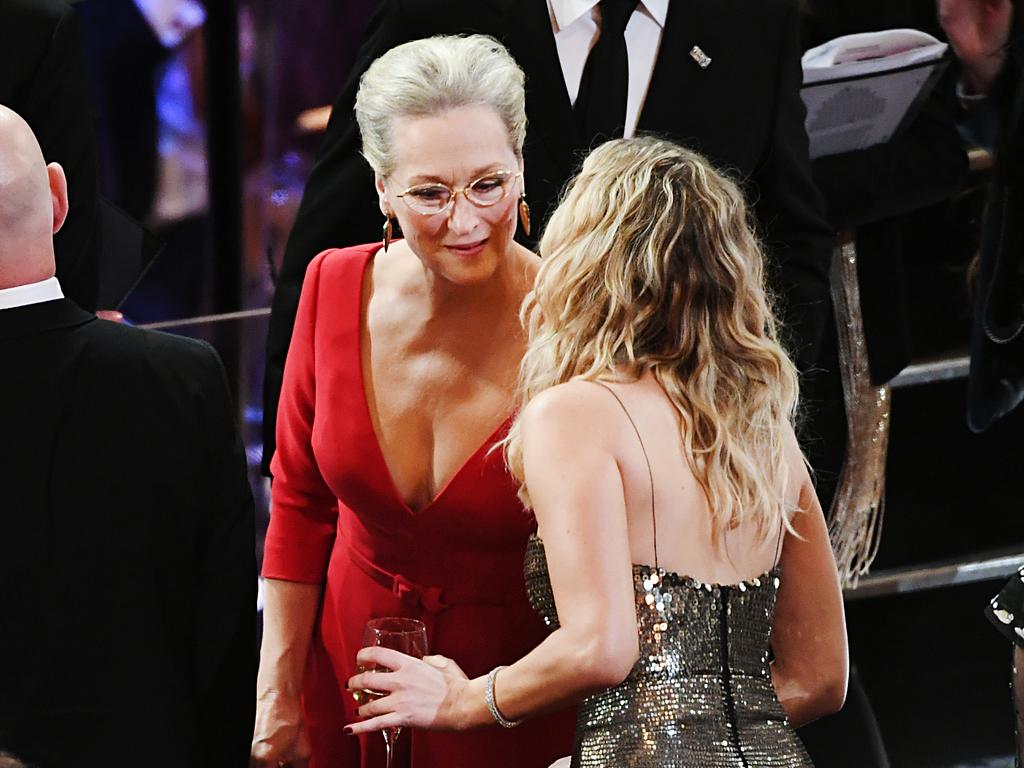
[773,519,785,567]
[593,381,659,571]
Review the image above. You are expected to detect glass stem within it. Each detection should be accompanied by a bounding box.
[382,728,399,768]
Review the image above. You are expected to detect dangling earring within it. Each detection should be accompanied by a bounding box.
[382,215,393,252]
[518,194,531,238]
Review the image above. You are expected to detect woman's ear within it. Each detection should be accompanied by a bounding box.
[375,174,391,217]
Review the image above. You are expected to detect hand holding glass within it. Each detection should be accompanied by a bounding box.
[352,617,429,768]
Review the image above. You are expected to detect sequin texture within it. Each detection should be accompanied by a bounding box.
[524,535,813,767]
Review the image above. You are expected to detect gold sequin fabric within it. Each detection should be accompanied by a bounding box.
[524,535,813,767]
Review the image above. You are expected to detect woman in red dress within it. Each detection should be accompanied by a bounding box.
[249,35,576,768]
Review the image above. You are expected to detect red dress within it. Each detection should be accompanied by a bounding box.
[264,244,575,768]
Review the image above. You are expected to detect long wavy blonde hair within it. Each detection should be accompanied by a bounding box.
[505,137,801,547]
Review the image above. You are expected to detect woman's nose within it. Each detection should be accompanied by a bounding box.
[446,191,483,235]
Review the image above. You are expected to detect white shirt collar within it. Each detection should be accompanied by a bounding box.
[0,276,64,311]
[549,0,669,33]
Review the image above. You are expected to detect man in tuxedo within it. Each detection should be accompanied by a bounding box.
[0,106,255,768]
[261,0,835,474]
[0,0,99,310]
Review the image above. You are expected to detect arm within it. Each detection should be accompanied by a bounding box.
[250,579,320,768]
[811,87,969,230]
[753,3,835,373]
[253,254,340,765]
[770,436,849,726]
[262,0,411,475]
[193,344,258,768]
[346,384,640,732]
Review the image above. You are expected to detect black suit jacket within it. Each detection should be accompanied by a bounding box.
[261,0,834,473]
[0,0,100,311]
[0,301,256,768]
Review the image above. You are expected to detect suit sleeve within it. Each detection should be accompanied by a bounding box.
[192,342,257,768]
[261,0,412,475]
[811,83,968,231]
[264,252,340,584]
[22,6,100,311]
[752,3,834,373]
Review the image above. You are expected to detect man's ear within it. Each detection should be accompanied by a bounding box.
[47,162,68,235]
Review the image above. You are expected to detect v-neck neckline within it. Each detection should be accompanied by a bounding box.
[351,246,515,515]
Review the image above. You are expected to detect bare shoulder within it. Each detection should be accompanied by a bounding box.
[780,421,804,467]
[777,420,812,503]
[510,242,541,291]
[520,380,621,447]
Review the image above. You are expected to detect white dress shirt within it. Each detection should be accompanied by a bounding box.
[0,276,64,310]
[548,0,668,138]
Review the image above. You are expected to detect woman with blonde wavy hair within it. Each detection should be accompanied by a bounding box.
[346,137,848,767]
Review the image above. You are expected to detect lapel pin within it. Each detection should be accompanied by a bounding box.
[690,45,712,70]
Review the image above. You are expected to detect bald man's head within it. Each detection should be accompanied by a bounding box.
[0,104,68,289]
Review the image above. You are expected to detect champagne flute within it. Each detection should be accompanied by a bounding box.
[352,617,428,768]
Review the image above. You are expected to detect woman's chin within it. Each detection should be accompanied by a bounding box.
[435,244,505,285]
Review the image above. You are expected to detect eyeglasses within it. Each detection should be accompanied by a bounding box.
[395,169,522,215]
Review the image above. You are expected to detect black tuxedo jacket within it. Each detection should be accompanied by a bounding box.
[261,0,834,473]
[0,301,256,768]
[0,0,99,311]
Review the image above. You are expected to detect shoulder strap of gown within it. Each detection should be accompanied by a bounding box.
[593,381,658,571]
[774,519,786,568]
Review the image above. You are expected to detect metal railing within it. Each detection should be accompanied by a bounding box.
[844,547,1023,600]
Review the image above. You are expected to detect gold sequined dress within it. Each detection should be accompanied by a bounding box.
[524,535,812,767]
[521,382,812,767]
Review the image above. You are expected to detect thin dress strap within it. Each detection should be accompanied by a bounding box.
[594,382,658,571]
[773,519,786,568]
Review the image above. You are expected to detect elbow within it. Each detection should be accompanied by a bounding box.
[802,661,849,723]
[774,651,848,726]
[819,641,850,716]
[814,670,847,717]
[574,632,639,691]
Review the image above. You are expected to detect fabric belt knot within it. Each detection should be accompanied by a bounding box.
[391,573,449,614]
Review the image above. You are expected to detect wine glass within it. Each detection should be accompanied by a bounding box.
[352,617,428,768]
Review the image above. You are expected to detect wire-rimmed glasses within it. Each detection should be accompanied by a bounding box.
[395,169,522,215]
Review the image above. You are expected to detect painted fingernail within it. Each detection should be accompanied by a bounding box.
[343,726,353,735]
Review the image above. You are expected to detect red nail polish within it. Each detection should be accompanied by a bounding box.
[344,726,353,735]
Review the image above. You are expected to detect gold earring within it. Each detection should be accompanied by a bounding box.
[518,194,531,238]
[382,216,393,252]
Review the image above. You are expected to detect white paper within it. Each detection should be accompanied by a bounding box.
[801,29,949,159]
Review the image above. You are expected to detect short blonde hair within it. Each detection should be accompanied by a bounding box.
[506,137,801,548]
[355,34,527,176]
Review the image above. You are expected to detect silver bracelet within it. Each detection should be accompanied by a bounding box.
[484,665,522,728]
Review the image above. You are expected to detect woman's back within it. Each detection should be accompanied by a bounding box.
[592,375,791,585]
[524,377,815,767]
